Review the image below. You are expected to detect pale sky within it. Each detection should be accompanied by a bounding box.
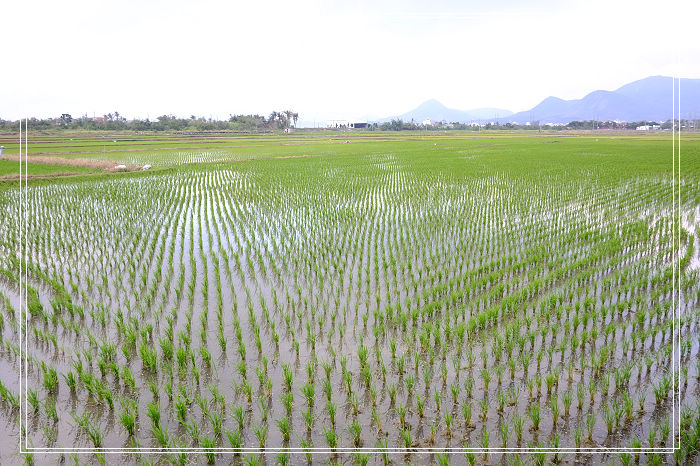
[3,0,699,123]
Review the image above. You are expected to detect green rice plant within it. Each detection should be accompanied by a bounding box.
[300,438,313,463]
[207,410,223,438]
[277,416,291,442]
[277,452,290,466]
[62,371,77,392]
[500,420,510,447]
[574,425,583,449]
[619,452,632,466]
[323,425,338,451]
[444,411,453,437]
[372,407,382,432]
[120,406,136,437]
[417,394,426,418]
[139,343,157,371]
[464,375,474,398]
[241,380,253,402]
[146,401,160,428]
[43,367,58,394]
[44,398,58,422]
[623,393,633,422]
[406,374,415,396]
[631,436,642,463]
[225,428,242,452]
[479,429,491,461]
[576,384,585,410]
[122,366,136,391]
[174,397,187,424]
[562,390,572,417]
[450,382,459,404]
[481,368,491,392]
[282,363,293,391]
[388,383,397,405]
[545,373,556,395]
[464,445,476,466]
[647,424,657,447]
[513,412,524,444]
[479,397,488,422]
[199,345,212,368]
[550,397,560,427]
[400,426,413,448]
[528,403,540,432]
[302,408,314,431]
[257,398,269,422]
[301,382,315,407]
[200,435,216,464]
[586,413,595,441]
[349,392,360,416]
[233,405,244,431]
[282,392,294,415]
[531,441,546,466]
[497,390,506,413]
[148,380,159,400]
[637,392,647,414]
[28,389,39,413]
[253,423,267,448]
[349,419,362,446]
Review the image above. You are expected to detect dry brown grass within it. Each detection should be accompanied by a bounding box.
[2,154,140,172]
[0,171,87,180]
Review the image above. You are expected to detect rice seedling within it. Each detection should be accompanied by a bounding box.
[223,429,241,455]
[323,425,338,451]
[513,413,524,444]
[253,423,267,448]
[200,435,216,464]
[277,416,291,443]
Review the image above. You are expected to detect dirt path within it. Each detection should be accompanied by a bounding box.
[0,171,90,180]
[2,154,140,171]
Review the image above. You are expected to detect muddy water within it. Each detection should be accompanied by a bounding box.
[0,164,698,466]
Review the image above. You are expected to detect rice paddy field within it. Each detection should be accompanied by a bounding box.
[0,131,699,465]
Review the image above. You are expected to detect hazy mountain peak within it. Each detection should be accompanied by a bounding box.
[379,100,512,123]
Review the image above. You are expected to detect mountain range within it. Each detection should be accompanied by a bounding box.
[377,76,700,125]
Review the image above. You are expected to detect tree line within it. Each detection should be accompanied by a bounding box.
[0,110,299,132]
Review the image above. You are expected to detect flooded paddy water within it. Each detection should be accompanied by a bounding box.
[0,137,698,465]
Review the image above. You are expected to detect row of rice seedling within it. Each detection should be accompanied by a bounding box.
[0,137,697,464]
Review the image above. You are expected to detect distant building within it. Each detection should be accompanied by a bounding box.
[636,125,660,131]
[422,118,432,126]
[327,120,367,129]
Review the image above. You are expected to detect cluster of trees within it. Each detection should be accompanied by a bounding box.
[0,110,299,132]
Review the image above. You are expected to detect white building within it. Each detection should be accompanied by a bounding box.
[422,119,432,126]
[327,120,367,129]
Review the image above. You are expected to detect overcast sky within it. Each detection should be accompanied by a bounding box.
[3,0,699,123]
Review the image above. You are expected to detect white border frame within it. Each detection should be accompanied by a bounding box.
[16,83,685,457]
